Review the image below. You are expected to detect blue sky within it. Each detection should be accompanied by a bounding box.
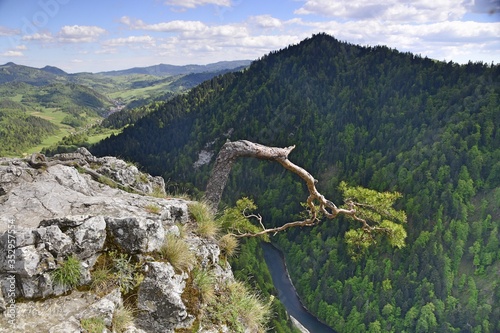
[0,0,499,73]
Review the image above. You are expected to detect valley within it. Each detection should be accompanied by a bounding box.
[0,60,251,156]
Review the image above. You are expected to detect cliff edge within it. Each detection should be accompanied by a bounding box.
[0,148,246,332]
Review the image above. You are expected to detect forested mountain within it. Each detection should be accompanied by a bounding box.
[91,33,500,332]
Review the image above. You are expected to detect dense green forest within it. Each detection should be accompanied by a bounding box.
[92,33,500,332]
[0,99,59,155]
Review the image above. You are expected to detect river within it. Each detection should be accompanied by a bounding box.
[261,242,337,333]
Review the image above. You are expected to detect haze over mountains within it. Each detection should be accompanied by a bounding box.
[92,33,500,332]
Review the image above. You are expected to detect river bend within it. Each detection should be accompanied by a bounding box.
[261,242,336,333]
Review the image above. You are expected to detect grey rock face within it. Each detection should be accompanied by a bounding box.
[0,150,242,333]
[106,217,165,254]
[80,288,122,327]
[136,262,193,332]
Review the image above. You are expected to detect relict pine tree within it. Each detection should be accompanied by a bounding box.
[204,140,407,259]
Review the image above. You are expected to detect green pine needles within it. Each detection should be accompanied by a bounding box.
[339,181,407,259]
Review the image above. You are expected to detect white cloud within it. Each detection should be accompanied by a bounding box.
[250,15,283,28]
[22,32,53,41]
[58,25,106,43]
[0,26,19,36]
[236,35,300,49]
[182,24,248,38]
[102,35,156,47]
[164,0,232,9]
[121,16,206,32]
[15,45,27,50]
[1,50,24,57]
[295,0,468,23]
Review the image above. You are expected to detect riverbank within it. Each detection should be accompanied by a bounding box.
[261,242,336,333]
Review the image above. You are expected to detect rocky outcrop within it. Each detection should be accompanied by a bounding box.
[136,262,192,331]
[0,150,235,333]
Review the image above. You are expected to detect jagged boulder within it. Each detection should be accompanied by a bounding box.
[106,217,165,254]
[136,262,193,332]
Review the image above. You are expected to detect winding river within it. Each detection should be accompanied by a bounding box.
[261,242,337,333]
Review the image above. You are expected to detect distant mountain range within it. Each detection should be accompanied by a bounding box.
[0,60,252,85]
[97,60,252,76]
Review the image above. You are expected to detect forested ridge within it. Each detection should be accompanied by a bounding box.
[92,33,500,332]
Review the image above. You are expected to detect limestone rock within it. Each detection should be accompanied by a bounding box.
[0,149,251,332]
[106,217,165,254]
[79,288,122,327]
[136,262,193,332]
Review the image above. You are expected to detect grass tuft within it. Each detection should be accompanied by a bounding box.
[144,203,161,214]
[218,234,239,258]
[51,255,82,289]
[159,233,196,272]
[90,251,143,296]
[81,317,106,333]
[192,268,216,304]
[206,281,270,332]
[189,201,219,238]
[112,304,135,333]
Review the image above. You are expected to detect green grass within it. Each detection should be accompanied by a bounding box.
[86,128,121,144]
[90,251,144,296]
[206,281,271,332]
[108,76,176,103]
[112,304,135,333]
[218,234,239,259]
[144,203,161,214]
[51,255,82,289]
[81,317,106,333]
[188,201,219,238]
[192,268,216,304]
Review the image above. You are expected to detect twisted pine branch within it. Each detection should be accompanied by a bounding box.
[204,140,382,238]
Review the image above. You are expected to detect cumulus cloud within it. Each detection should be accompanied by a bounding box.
[22,32,53,41]
[250,15,283,28]
[1,50,24,57]
[164,0,232,9]
[295,0,468,23]
[121,16,206,32]
[58,25,106,43]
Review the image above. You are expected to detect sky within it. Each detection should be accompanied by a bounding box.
[0,0,499,73]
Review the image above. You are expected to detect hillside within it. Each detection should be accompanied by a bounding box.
[0,61,251,156]
[92,33,500,332]
[98,60,251,77]
[0,82,110,156]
